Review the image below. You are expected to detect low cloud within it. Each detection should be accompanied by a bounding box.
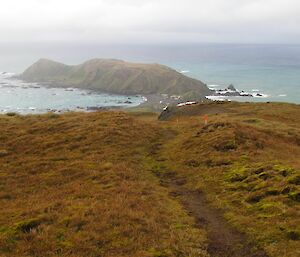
[0,0,299,44]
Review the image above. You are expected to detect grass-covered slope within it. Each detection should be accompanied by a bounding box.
[0,102,299,257]
[158,102,300,257]
[20,58,211,97]
[0,112,208,257]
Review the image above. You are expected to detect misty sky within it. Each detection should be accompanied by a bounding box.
[0,0,300,44]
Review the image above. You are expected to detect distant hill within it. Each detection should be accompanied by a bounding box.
[20,58,212,98]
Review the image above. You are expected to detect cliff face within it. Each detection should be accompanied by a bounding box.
[20,58,212,97]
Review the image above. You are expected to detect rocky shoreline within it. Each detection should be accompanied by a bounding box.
[209,84,267,98]
[133,84,268,112]
[2,70,269,115]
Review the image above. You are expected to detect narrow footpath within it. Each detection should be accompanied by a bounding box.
[148,132,269,257]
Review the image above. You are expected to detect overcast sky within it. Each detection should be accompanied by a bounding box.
[0,0,300,44]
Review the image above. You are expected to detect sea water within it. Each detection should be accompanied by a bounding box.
[0,43,299,112]
[160,44,300,103]
[0,73,143,114]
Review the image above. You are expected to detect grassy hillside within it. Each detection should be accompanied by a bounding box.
[20,58,211,97]
[0,111,208,257]
[0,102,299,257]
[157,102,300,257]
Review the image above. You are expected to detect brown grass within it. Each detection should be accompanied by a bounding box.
[0,111,208,257]
[0,102,299,257]
[157,102,300,257]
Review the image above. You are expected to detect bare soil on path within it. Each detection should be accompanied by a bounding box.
[155,169,269,257]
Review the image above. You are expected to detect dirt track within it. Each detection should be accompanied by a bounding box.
[155,169,269,257]
[148,128,269,257]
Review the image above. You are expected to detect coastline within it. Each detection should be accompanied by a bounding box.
[0,74,145,114]
[2,71,298,115]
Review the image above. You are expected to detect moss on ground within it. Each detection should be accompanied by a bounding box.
[0,102,299,257]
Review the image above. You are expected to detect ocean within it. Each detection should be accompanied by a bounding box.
[0,43,299,113]
[0,73,143,114]
[161,44,300,104]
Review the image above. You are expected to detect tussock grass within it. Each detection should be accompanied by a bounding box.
[0,111,208,257]
[0,102,299,257]
[158,102,300,257]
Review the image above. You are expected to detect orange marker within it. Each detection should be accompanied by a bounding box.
[203,114,208,125]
